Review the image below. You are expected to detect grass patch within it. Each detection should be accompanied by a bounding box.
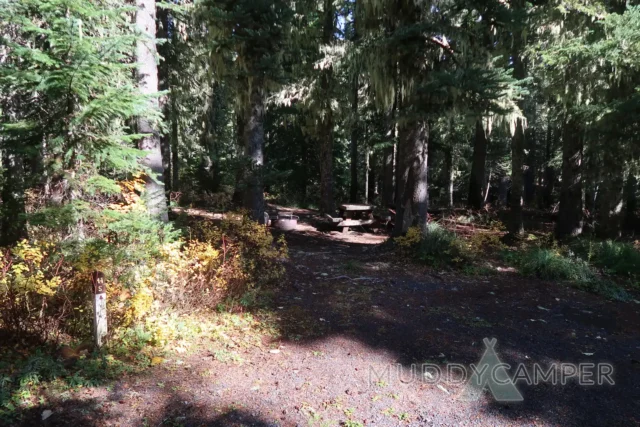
[571,239,640,279]
[461,264,497,276]
[506,247,630,301]
[0,310,273,424]
[0,344,145,424]
[518,248,594,282]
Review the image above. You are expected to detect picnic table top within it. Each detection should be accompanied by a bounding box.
[339,204,373,211]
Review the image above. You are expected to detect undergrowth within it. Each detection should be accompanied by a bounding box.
[0,198,287,422]
[395,220,638,301]
[570,239,640,278]
[0,310,274,423]
[504,246,632,301]
[395,223,471,268]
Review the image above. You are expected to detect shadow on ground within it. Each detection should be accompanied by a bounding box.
[256,214,640,426]
[17,397,279,427]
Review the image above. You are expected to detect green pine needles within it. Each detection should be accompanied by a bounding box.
[0,0,163,236]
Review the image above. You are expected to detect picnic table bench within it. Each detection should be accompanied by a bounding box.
[325,204,374,233]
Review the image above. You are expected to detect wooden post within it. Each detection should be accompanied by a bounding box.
[91,271,107,348]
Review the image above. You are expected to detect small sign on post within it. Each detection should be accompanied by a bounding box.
[91,271,107,348]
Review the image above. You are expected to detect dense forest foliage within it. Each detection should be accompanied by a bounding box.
[3,0,639,245]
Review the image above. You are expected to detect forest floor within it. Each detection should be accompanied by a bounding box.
[11,210,640,427]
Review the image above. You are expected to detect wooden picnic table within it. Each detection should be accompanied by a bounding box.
[337,204,374,232]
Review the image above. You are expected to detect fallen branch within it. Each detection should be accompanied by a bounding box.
[325,275,381,282]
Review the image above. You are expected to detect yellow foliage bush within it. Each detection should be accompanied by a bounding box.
[0,209,287,349]
[154,213,287,311]
[394,226,423,250]
[0,240,79,336]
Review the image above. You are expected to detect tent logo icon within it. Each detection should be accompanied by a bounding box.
[459,338,524,402]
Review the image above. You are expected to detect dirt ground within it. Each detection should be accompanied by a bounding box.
[20,213,640,427]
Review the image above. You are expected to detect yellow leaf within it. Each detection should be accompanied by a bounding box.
[151,356,164,366]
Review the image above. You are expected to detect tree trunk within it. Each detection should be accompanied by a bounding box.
[524,126,536,205]
[160,129,172,193]
[233,111,245,205]
[318,0,335,214]
[1,150,26,245]
[555,118,584,239]
[509,9,526,235]
[411,122,429,230]
[136,0,168,222]
[170,92,179,191]
[543,123,555,209]
[624,163,638,232]
[442,147,454,207]
[394,120,428,235]
[382,144,395,207]
[157,6,172,195]
[242,83,266,222]
[468,119,488,210]
[509,117,525,235]
[349,77,359,203]
[596,151,624,238]
[317,108,334,213]
[364,149,369,203]
[498,176,509,207]
[484,169,492,205]
[367,151,377,204]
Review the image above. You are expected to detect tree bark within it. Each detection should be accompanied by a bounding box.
[382,144,395,207]
[1,150,26,245]
[394,120,428,235]
[136,0,168,222]
[442,147,454,207]
[349,78,359,203]
[596,150,624,238]
[510,117,525,235]
[509,0,526,235]
[555,118,583,239]
[349,80,360,203]
[467,119,488,210]
[170,91,179,191]
[382,96,397,208]
[368,152,377,204]
[524,125,536,205]
[318,0,335,214]
[624,163,638,232]
[242,83,266,222]
[484,169,492,205]
[498,175,509,207]
[233,111,245,205]
[156,6,172,195]
[411,122,429,230]
[364,149,369,203]
[0,51,26,245]
[543,123,555,209]
[318,115,334,214]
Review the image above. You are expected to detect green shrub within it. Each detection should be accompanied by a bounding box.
[513,248,629,300]
[573,279,630,301]
[572,240,640,279]
[396,223,470,267]
[518,248,594,282]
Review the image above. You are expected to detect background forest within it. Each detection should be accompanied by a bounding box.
[3,0,640,244]
[1,0,640,424]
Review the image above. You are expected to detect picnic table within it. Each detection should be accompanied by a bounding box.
[335,204,375,232]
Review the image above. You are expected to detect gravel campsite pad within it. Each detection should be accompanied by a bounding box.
[17,218,640,427]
